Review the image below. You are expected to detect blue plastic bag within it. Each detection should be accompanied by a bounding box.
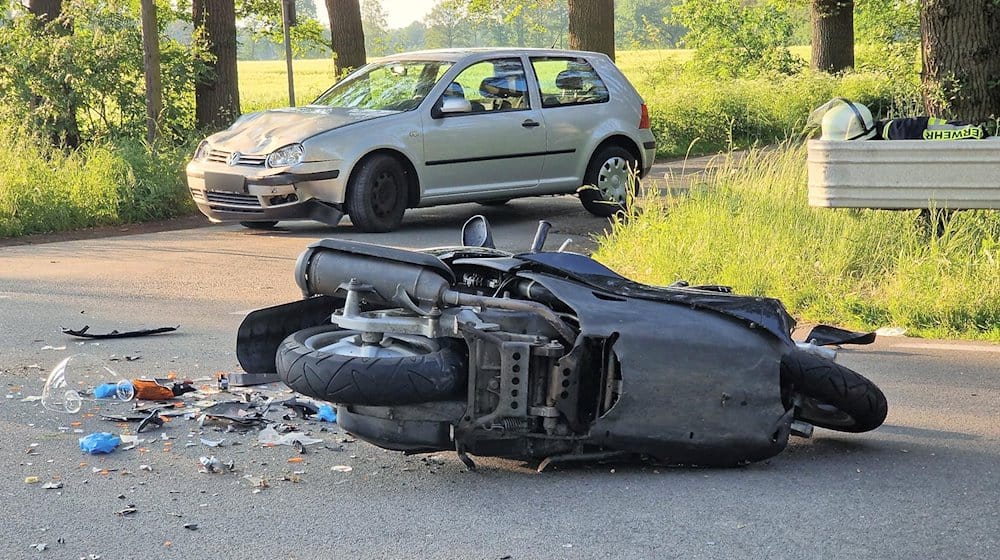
[79,432,121,454]
[317,404,337,423]
[93,383,117,398]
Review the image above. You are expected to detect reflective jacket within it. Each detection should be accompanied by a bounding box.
[874,117,988,140]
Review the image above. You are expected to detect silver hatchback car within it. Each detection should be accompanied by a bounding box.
[186,48,656,232]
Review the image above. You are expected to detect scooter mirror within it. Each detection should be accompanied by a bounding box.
[461,215,495,248]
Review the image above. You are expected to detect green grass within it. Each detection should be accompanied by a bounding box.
[594,145,1000,341]
[0,123,195,238]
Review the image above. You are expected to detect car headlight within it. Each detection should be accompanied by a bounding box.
[266,143,304,168]
[193,140,210,161]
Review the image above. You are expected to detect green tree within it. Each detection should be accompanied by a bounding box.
[674,0,802,77]
[362,0,389,56]
[0,0,203,144]
[615,0,686,49]
[854,0,919,75]
[425,0,469,48]
[387,21,426,51]
[461,0,566,48]
[237,0,328,58]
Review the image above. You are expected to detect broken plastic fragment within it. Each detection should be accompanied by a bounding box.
[200,438,225,447]
[60,325,179,339]
[243,474,269,489]
[331,465,353,473]
[120,435,140,450]
[132,378,195,400]
[137,409,164,433]
[257,425,322,447]
[199,455,222,474]
[41,356,85,413]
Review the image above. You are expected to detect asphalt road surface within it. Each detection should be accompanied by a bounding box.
[1,198,997,560]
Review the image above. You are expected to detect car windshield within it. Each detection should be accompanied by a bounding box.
[311,60,453,112]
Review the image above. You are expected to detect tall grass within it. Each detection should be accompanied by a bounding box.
[594,145,1000,341]
[0,122,195,237]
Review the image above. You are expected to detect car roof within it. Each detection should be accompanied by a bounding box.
[372,48,606,64]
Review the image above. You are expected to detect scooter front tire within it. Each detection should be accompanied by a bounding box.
[780,348,888,433]
[276,325,466,406]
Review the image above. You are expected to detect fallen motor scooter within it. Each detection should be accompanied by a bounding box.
[236,217,887,468]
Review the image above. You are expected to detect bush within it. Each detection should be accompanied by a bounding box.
[0,121,195,238]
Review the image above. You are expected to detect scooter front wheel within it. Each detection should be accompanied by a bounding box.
[276,325,466,406]
[780,348,888,433]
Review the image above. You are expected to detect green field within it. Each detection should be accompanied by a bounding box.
[238,49,699,112]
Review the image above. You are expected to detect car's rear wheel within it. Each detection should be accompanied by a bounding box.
[579,145,639,217]
[239,221,279,230]
[346,154,408,233]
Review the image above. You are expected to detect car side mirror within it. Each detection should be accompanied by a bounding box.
[432,96,473,118]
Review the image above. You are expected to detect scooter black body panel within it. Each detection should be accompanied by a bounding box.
[524,273,793,466]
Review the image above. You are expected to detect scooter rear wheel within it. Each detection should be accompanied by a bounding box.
[780,349,888,433]
[276,325,466,406]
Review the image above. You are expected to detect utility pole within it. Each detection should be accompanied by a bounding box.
[140,0,162,149]
[281,0,296,106]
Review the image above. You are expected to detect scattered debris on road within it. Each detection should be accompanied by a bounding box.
[60,325,180,340]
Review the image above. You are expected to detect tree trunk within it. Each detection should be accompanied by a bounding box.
[921,0,1000,123]
[568,0,615,61]
[27,0,80,148]
[27,0,62,23]
[193,0,240,130]
[811,0,854,73]
[326,0,367,75]
[140,0,163,149]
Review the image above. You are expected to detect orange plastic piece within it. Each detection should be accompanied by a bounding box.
[132,379,175,400]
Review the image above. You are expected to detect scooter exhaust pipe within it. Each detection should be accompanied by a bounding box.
[295,245,451,307]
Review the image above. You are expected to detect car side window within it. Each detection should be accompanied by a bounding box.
[530,57,609,109]
[443,58,531,114]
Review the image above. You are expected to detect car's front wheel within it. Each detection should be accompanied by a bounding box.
[579,145,639,217]
[346,154,408,233]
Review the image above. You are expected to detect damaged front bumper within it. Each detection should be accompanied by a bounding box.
[186,161,346,225]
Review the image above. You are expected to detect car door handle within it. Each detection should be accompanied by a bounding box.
[521,119,541,128]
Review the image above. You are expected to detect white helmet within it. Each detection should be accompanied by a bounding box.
[810,98,877,140]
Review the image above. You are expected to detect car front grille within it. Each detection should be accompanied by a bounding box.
[205,190,263,211]
[206,149,267,167]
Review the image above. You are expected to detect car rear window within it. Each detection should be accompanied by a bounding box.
[530,57,609,109]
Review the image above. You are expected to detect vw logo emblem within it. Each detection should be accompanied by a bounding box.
[228,152,241,166]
